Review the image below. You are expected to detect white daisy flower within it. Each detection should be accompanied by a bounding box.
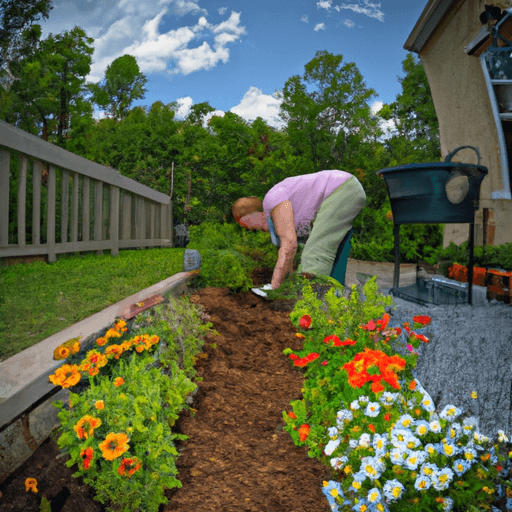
[380,392,398,405]
[414,475,431,491]
[462,416,478,432]
[364,401,381,418]
[373,433,388,455]
[324,438,341,456]
[359,433,372,448]
[350,400,361,410]
[453,458,471,477]
[429,419,442,433]
[359,396,369,403]
[463,447,477,464]
[383,479,404,502]
[367,487,381,504]
[421,394,435,412]
[337,409,353,422]
[404,450,427,470]
[498,430,509,443]
[328,427,338,438]
[330,456,347,470]
[397,414,415,429]
[361,456,385,480]
[390,448,407,465]
[431,468,454,491]
[439,404,463,422]
[420,462,439,477]
[415,420,430,437]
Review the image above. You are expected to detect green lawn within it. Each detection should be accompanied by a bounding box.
[0,248,185,361]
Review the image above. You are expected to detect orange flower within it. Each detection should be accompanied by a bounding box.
[80,447,94,470]
[377,314,390,331]
[410,333,429,344]
[118,457,142,477]
[96,337,108,347]
[324,334,341,345]
[114,377,125,387]
[298,424,310,441]
[49,364,81,388]
[106,344,124,359]
[288,412,297,419]
[384,413,391,421]
[95,400,105,410]
[368,424,376,433]
[409,380,417,390]
[80,350,108,377]
[74,415,102,439]
[99,432,130,460]
[105,328,122,339]
[53,345,70,360]
[294,353,320,367]
[295,332,305,339]
[340,339,357,346]
[25,478,38,493]
[371,380,385,393]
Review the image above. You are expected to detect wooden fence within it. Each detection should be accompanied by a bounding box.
[0,120,174,262]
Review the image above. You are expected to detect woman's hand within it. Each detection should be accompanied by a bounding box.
[271,239,297,290]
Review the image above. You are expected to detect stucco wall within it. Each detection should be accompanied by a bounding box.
[418,0,512,247]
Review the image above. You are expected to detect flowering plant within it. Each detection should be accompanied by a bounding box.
[282,277,512,511]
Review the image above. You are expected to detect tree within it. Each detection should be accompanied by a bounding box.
[280,50,379,170]
[89,55,147,121]
[379,53,440,164]
[6,26,94,142]
[0,0,53,69]
[186,101,215,125]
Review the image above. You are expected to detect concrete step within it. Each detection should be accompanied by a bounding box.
[0,270,199,483]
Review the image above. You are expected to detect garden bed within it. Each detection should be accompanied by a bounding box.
[0,267,330,511]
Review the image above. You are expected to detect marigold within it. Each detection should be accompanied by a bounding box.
[105,328,122,339]
[288,412,297,419]
[96,336,108,347]
[80,447,94,470]
[298,424,310,441]
[49,364,81,388]
[114,377,125,387]
[74,415,102,439]
[412,315,431,326]
[106,344,124,359]
[53,345,70,360]
[294,353,320,367]
[340,339,357,346]
[409,380,417,390]
[25,478,38,493]
[118,457,142,477]
[99,432,130,460]
[95,400,105,410]
[299,315,312,330]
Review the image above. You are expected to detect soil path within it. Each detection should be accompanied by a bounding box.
[0,268,330,512]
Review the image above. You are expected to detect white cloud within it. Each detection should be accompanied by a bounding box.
[175,96,194,118]
[317,0,332,10]
[371,100,396,138]
[343,19,355,28]
[230,87,285,129]
[334,0,384,22]
[301,14,309,22]
[218,7,227,15]
[314,23,326,31]
[81,3,246,82]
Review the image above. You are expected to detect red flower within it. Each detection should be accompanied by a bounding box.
[384,413,391,421]
[368,424,376,433]
[288,412,297,419]
[340,339,357,346]
[402,322,410,333]
[410,333,429,344]
[321,360,329,366]
[118,457,142,477]
[412,315,431,326]
[299,315,312,329]
[395,327,402,335]
[298,424,310,441]
[294,353,320,367]
[362,320,376,331]
[371,380,385,393]
[409,380,417,390]
[80,447,94,470]
[376,314,390,331]
[289,354,299,361]
[324,334,340,345]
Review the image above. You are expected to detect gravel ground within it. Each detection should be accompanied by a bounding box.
[386,293,512,438]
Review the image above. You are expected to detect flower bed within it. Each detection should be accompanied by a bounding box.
[32,296,219,512]
[282,277,512,511]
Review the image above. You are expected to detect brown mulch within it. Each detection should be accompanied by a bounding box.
[0,267,331,512]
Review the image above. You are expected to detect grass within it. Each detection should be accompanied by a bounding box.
[0,248,185,362]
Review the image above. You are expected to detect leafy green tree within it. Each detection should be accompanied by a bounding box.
[280,50,379,171]
[186,101,215,125]
[89,54,147,121]
[0,0,53,70]
[6,25,94,142]
[379,53,440,165]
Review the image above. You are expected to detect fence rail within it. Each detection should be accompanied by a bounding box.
[0,120,174,262]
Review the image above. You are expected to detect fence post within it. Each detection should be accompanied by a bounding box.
[17,155,27,247]
[62,170,69,244]
[72,173,79,244]
[110,185,120,256]
[94,181,103,255]
[169,200,173,246]
[47,166,56,262]
[0,150,10,247]
[33,161,43,246]
[83,177,90,243]
[121,191,131,240]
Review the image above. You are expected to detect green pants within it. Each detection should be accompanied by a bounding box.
[298,176,366,280]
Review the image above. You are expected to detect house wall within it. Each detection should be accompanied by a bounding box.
[418,0,512,247]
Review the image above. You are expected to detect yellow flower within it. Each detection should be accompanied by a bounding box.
[74,415,102,439]
[106,344,123,359]
[344,465,352,474]
[99,432,130,460]
[49,364,81,388]
[96,336,108,347]
[25,478,38,493]
[53,345,70,360]
[94,400,105,410]
[471,391,478,399]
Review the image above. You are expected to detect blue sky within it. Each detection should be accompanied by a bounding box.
[39,0,427,128]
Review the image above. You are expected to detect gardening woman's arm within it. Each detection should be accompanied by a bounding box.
[270,201,297,290]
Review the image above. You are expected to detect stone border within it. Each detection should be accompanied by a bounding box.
[0,270,199,483]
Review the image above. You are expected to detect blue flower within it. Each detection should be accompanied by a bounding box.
[439,404,463,422]
[360,456,385,480]
[453,458,470,477]
[413,475,431,491]
[353,500,369,512]
[420,394,435,412]
[372,433,388,456]
[419,462,439,478]
[364,401,381,417]
[380,392,398,405]
[404,450,427,470]
[397,414,415,429]
[463,446,477,464]
[440,496,454,511]
[383,479,404,502]
[415,420,430,437]
[366,487,381,504]
[431,468,454,491]
[322,480,349,509]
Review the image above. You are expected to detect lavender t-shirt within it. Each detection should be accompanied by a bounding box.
[262,170,353,244]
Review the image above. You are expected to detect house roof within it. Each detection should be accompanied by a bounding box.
[404,0,461,53]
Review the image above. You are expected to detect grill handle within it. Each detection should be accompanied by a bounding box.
[445,145,481,165]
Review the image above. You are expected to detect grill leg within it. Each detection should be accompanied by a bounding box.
[468,222,474,305]
[393,224,400,289]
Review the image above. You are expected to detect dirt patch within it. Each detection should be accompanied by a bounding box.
[0,268,331,512]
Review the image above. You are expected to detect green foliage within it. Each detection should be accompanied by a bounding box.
[426,241,512,271]
[89,54,148,121]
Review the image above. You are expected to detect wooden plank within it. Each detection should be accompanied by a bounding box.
[47,166,56,262]
[0,120,170,204]
[0,150,10,247]
[17,155,27,247]
[110,185,119,256]
[160,202,166,244]
[82,177,90,242]
[134,197,142,240]
[121,192,131,240]
[32,161,43,246]
[94,181,103,255]
[72,172,79,243]
[141,198,147,240]
[121,294,164,320]
[150,203,155,240]
[61,170,69,244]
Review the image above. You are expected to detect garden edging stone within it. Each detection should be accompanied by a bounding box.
[0,270,198,484]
